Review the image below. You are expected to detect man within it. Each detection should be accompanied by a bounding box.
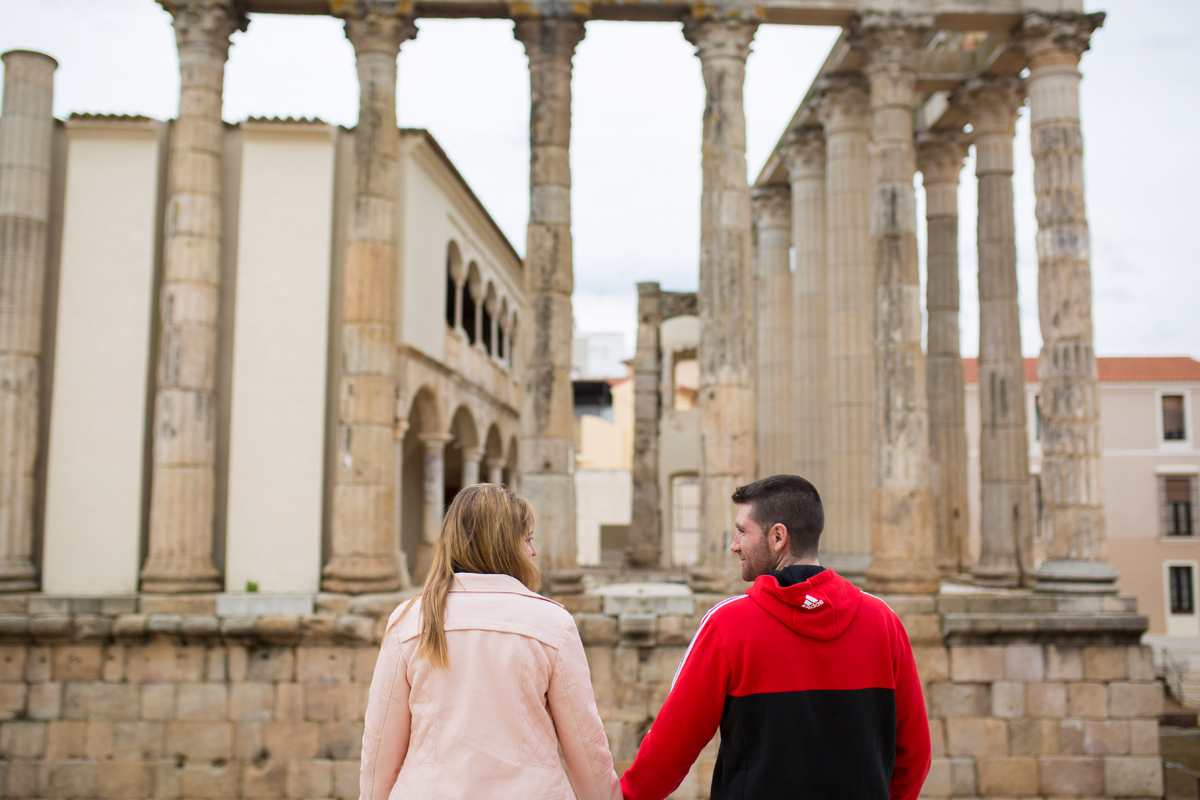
[619,475,931,800]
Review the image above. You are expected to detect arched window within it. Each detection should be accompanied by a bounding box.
[445,242,463,331]
[462,283,477,344]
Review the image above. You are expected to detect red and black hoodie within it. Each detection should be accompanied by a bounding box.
[619,566,930,800]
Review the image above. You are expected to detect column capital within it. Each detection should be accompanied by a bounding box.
[751,186,790,232]
[916,130,968,184]
[850,11,932,72]
[462,446,485,464]
[513,16,586,62]
[418,432,454,449]
[782,125,825,181]
[1016,11,1105,70]
[159,0,247,53]
[682,17,758,63]
[953,75,1025,137]
[813,73,869,133]
[332,0,417,55]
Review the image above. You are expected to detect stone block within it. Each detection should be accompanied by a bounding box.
[0,647,26,681]
[1060,718,1085,755]
[64,682,139,720]
[102,646,124,682]
[1025,681,1067,718]
[978,756,1039,796]
[231,683,275,722]
[228,647,248,682]
[1067,683,1107,718]
[181,762,239,798]
[44,720,86,759]
[1037,719,1062,755]
[142,683,175,720]
[28,681,61,719]
[1127,646,1155,681]
[242,761,286,798]
[236,722,265,760]
[929,718,946,757]
[950,646,1005,682]
[26,647,51,682]
[297,647,352,684]
[1129,719,1158,755]
[912,646,949,683]
[1082,719,1129,755]
[165,722,233,761]
[53,646,103,681]
[1038,756,1103,796]
[1046,645,1084,680]
[176,683,227,721]
[286,759,333,798]
[656,614,693,647]
[1,720,47,758]
[42,760,98,798]
[922,758,951,797]
[353,646,380,683]
[949,757,976,795]
[306,684,357,722]
[1103,755,1162,797]
[264,721,320,759]
[577,613,618,646]
[1006,644,1046,681]
[6,760,38,797]
[992,681,1026,718]
[0,682,25,719]
[98,761,151,799]
[205,647,227,682]
[140,594,216,615]
[126,645,205,683]
[113,721,165,760]
[276,683,305,722]
[85,721,114,760]
[900,613,942,645]
[1009,719,1040,756]
[333,760,359,798]
[153,758,184,799]
[1108,682,1162,718]
[1082,647,1127,681]
[321,721,363,759]
[945,718,1007,756]
[246,648,295,682]
[929,682,990,718]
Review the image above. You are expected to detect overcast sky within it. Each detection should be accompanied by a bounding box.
[3,0,1196,361]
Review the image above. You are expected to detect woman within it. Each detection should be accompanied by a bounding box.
[360,483,622,800]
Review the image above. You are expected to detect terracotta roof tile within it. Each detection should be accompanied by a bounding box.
[963,356,1200,384]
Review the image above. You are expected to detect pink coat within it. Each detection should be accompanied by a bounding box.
[360,572,623,800]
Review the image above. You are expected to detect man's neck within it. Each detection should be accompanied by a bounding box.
[772,554,819,571]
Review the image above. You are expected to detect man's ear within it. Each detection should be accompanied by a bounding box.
[770,523,789,554]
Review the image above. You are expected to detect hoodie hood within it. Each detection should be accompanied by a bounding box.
[746,568,862,640]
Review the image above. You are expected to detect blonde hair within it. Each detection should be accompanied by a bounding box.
[391,483,539,669]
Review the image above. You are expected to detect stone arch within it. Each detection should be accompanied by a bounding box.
[405,385,441,434]
[445,241,463,330]
[463,262,482,345]
[484,423,504,484]
[444,405,480,507]
[482,281,497,356]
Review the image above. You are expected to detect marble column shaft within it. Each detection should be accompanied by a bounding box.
[141,1,244,593]
[783,127,827,496]
[917,132,970,577]
[1018,11,1115,592]
[857,13,938,594]
[322,5,415,593]
[960,77,1034,587]
[0,50,57,592]
[815,75,872,578]
[751,186,793,478]
[514,17,586,593]
[462,447,482,486]
[630,282,662,567]
[684,17,758,593]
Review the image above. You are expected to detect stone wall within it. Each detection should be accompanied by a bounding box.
[0,590,1164,800]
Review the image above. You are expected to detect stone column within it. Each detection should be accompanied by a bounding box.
[416,432,450,580]
[321,3,416,594]
[471,282,484,350]
[856,13,939,595]
[141,1,245,593]
[452,276,464,332]
[684,17,758,594]
[917,132,971,578]
[0,50,57,592]
[514,17,586,595]
[814,75,872,581]
[958,76,1035,587]
[462,446,482,487]
[487,298,499,358]
[1018,12,1115,592]
[783,126,827,493]
[751,186,793,478]
[630,282,662,567]
[486,457,504,486]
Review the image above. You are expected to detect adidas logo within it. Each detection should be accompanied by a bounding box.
[801,594,824,610]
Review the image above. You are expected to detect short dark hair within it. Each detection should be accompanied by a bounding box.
[731,475,824,558]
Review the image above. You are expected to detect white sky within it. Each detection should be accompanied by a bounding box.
[3,0,1196,361]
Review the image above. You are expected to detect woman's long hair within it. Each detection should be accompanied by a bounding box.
[392,483,539,669]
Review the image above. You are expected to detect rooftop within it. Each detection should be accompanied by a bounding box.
[963,357,1200,384]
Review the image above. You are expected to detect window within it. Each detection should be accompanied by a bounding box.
[671,475,701,566]
[1163,394,1186,440]
[1171,565,1195,614]
[481,306,493,355]
[462,284,477,344]
[445,271,456,329]
[1164,476,1197,537]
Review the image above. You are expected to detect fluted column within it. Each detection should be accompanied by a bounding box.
[416,432,451,580]
[751,186,792,478]
[141,1,245,593]
[1018,12,1115,592]
[462,446,482,486]
[917,132,970,578]
[683,17,758,594]
[815,75,872,582]
[630,282,662,567]
[514,17,586,594]
[857,12,938,594]
[957,76,1034,587]
[321,3,416,593]
[0,50,57,592]
[783,127,827,496]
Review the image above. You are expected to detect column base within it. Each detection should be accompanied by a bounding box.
[971,562,1021,588]
[866,558,940,596]
[320,555,401,595]
[140,558,221,594]
[1033,558,1119,594]
[0,560,38,593]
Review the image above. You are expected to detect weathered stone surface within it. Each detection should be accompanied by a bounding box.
[978,756,1038,796]
[1039,756,1104,796]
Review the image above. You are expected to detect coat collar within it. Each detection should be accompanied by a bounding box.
[449,572,563,607]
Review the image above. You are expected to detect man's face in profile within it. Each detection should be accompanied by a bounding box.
[731,504,774,582]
